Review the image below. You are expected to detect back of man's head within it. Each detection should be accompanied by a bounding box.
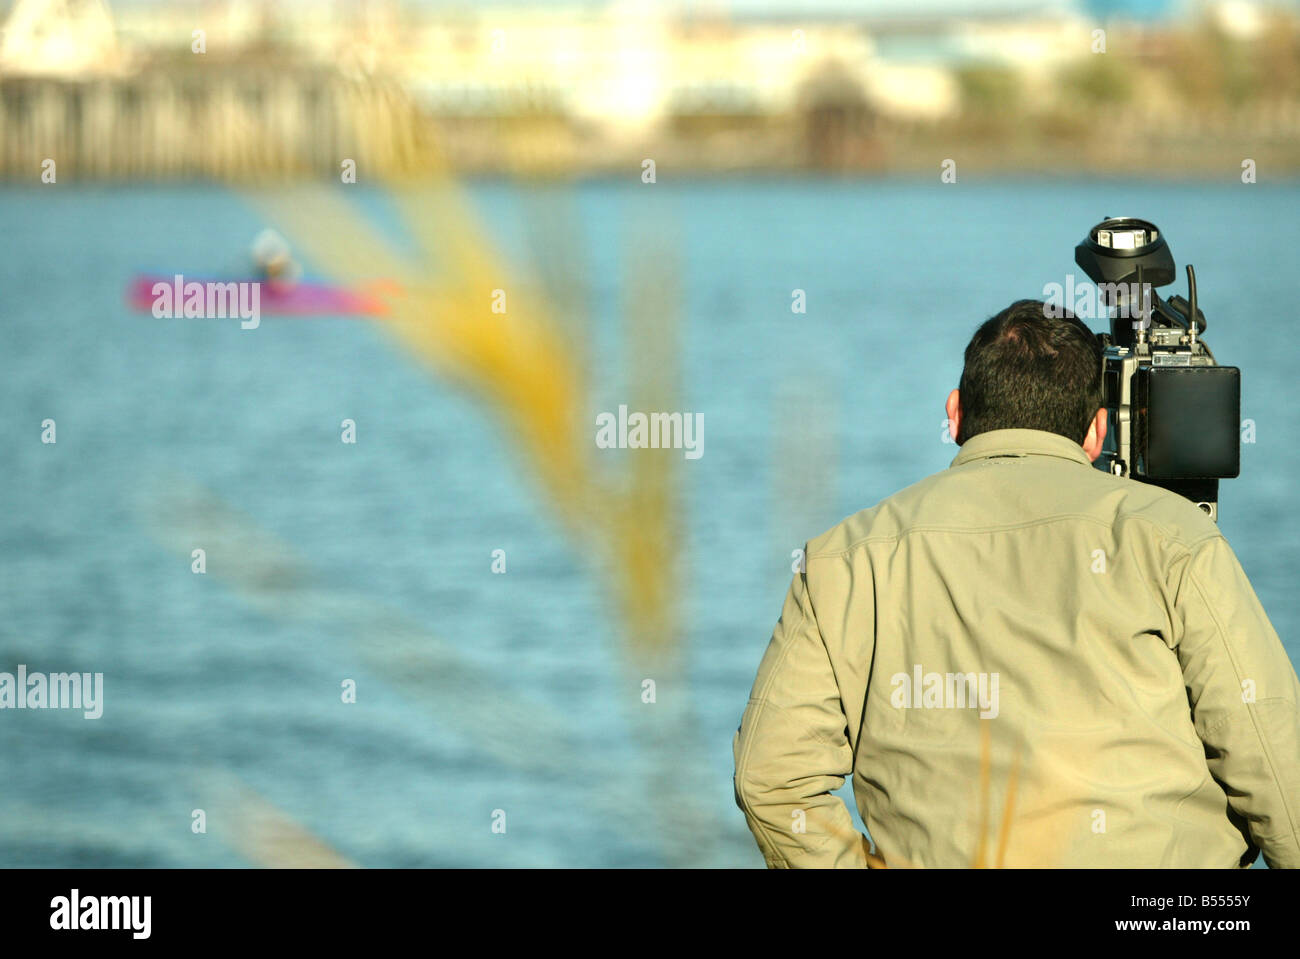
[957,299,1104,445]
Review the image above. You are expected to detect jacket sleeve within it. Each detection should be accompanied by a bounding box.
[1171,534,1300,868]
[732,565,870,868]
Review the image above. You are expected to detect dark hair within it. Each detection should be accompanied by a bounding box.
[956,299,1104,445]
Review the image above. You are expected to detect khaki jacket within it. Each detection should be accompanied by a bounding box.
[733,428,1300,867]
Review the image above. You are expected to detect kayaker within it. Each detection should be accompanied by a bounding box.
[733,299,1300,868]
[250,227,301,291]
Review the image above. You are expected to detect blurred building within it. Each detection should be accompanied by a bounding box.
[0,0,1297,177]
[0,0,127,75]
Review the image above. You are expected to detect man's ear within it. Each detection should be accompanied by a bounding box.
[1083,408,1108,462]
[945,389,961,444]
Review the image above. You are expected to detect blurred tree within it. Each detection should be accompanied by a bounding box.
[1162,22,1228,107]
[1257,14,1300,100]
[955,65,1022,115]
[1058,56,1133,107]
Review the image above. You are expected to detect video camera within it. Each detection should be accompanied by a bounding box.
[1074,217,1240,522]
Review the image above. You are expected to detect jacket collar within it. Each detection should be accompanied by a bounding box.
[950,428,1094,469]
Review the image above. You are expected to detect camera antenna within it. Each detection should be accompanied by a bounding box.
[1186,264,1200,348]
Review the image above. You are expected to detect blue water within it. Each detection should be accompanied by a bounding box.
[1,179,1297,867]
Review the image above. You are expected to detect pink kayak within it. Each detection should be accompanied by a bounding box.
[127,275,393,317]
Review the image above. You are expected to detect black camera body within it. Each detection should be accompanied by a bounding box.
[1075,217,1240,522]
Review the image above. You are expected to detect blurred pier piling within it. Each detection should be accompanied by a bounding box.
[0,63,437,181]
